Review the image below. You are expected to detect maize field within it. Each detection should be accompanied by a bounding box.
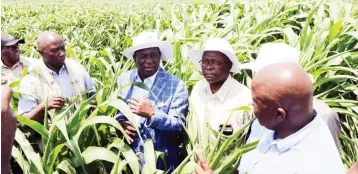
[1,0,358,173]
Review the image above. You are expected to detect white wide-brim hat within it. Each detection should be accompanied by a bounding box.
[188,38,241,73]
[241,43,315,82]
[121,31,173,61]
[240,43,300,72]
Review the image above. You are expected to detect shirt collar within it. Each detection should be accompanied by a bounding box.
[135,68,159,86]
[204,75,233,102]
[48,65,67,75]
[258,110,320,153]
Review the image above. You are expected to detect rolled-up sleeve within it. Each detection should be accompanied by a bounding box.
[83,70,96,97]
[18,76,39,115]
[145,81,189,134]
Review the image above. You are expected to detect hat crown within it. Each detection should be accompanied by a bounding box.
[1,34,15,45]
[188,38,241,73]
[121,31,173,61]
[255,43,299,71]
[257,43,299,63]
[2,34,15,41]
[203,38,234,53]
[132,31,160,46]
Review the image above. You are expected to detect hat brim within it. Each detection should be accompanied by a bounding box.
[4,38,25,46]
[188,49,241,73]
[240,62,259,71]
[121,41,173,61]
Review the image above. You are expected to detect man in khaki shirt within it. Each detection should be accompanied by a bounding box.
[1,34,35,86]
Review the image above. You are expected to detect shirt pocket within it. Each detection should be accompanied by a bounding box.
[1,77,8,85]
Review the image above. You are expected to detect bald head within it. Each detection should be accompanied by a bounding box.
[36,31,66,72]
[37,31,63,51]
[251,62,313,137]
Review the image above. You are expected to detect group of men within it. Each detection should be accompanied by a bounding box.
[1,30,355,173]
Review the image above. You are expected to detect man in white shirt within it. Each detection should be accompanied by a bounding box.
[194,63,345,174]
[189,38,252,137]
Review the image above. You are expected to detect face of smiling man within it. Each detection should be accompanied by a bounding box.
[133,47,161,80]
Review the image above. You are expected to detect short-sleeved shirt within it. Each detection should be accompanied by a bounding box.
[18,65,96,115]
[238,113,346,174]
[1,57,36,86]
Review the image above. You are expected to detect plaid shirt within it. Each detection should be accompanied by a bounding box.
[116,67,189,171]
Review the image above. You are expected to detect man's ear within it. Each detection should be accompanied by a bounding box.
[36,48,43,55]
[228,61,233,70]
[276,108,286,122]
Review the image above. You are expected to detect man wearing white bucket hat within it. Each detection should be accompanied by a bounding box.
[189,38,252,138]
[115,31,189,171]
[240,43,341,150]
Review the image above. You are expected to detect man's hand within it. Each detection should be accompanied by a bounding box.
[120,121,136,144]
[348,161,358,174]
[45,96,65,110]
[127,96,155,118]
[194,149,215,174]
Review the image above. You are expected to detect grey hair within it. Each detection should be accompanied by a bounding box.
[36,31,59,51]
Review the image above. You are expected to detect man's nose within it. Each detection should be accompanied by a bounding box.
[58,50,65,57]
[204,64,215,70]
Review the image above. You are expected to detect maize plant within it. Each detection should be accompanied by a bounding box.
[2,0,358,173]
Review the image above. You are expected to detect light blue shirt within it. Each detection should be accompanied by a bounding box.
[18,65,96,114]
[239,116,346,174]
[129,69,159,125]
[131,69,158,100]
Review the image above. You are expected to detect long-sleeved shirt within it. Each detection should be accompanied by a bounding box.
[190,75,252,141]
[115,67,189,171]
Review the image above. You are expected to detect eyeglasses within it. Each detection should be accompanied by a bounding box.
[199,59,228,67]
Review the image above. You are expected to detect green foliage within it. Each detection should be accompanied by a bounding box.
[2,0,357,173]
